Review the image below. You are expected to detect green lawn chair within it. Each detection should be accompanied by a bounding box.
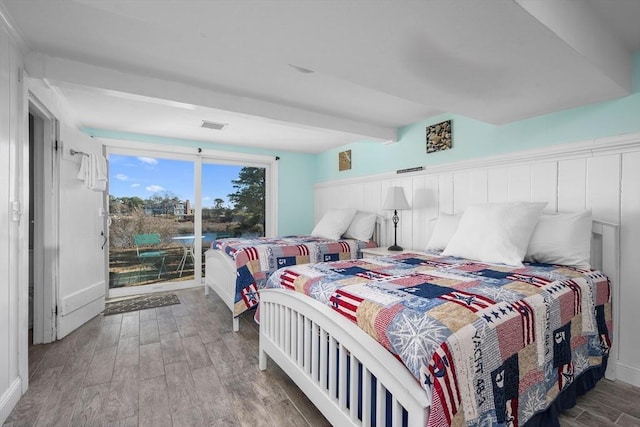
[133,233,167,280]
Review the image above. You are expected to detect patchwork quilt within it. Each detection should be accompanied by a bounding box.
[212,235,376,316]
[265,251,612,427]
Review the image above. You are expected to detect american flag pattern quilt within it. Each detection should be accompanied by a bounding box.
[265,251,612,427]
[212,235,376,316]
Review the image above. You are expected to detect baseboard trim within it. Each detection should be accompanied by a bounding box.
[615,361,640,388]
[0,377,22,425]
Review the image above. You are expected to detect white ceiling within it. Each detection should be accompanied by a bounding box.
[1,0,639,154]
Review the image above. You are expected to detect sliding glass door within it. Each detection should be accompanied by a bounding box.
[200,162,266,273]
[105,144,276,299]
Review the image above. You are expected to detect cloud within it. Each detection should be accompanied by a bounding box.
[115,173,128,181]
[203,196,211,201]
[130,183,140,188]
[146,185,164,192]
[138,157,158,165]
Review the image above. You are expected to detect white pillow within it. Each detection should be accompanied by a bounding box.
[426,213,462,250]
[442,202,546,266]
[525,210,592,268]
[343,211,377,241]
[311,208,357,240]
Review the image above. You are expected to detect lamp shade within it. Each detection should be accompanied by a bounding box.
[382,186,410,211]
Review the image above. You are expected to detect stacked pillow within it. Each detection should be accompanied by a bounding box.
[442,202,546,266]
[343,211,378,241]
[524,210,592,269]
[311,208,357,240]
[428,202,592,268]
[425,213,462,250]
[311,209,378,242]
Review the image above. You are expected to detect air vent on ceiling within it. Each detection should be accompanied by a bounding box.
[201,120,227,130]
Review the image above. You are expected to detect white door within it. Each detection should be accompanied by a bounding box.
[55,128,106,338]
[29,101,58,344]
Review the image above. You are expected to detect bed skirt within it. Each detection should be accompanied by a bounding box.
[524,357,608,427]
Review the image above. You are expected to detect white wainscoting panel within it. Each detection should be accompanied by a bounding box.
[558,158,587,212]
[587,154,620,224]
[362,181,382,215]
[314,132,640,387]
[531,162,558,211]
[487,167,509,203]
[468,169,489,206]
[345,183,364,211]
[453,172,470,213]
[508,165,532,202]
[412,175,439,251]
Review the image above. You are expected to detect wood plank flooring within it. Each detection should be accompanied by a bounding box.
[4,287,640,426]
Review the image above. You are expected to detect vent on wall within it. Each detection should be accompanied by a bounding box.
[201,120,227,130]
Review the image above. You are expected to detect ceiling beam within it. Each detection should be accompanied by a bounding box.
[516,0,632,92]
[25,53,397,143]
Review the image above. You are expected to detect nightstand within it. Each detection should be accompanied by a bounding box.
[361,247,410,257]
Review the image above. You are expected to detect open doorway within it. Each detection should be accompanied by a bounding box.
[28,99,59,346]
[28,113,34,341]
[107,154,197,294]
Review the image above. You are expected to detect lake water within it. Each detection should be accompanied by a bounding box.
[175,231,260,245]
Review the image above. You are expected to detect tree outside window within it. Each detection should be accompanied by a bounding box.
[228,167,265,236]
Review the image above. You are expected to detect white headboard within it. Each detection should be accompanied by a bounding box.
[591,219,619,381]
[372,215,388,246]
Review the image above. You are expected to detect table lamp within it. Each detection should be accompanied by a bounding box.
[382,186,410,251]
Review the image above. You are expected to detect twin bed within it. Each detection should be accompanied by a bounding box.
[204,234,378,331]
[204,209,383,331]
[205,203,617,427]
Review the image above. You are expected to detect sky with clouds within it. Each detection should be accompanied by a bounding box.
[108,154,243,208]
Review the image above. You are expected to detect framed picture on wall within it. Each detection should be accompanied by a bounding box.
[426,120,452,153]
[339,150,351,171]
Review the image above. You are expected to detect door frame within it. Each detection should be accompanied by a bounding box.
[28,94,59,345]
[104,139,278,298]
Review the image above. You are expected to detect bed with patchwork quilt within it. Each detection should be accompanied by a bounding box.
[259,244,614,426]
[204,235,377,331]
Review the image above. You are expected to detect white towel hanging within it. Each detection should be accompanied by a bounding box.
[77,154,90,186]
[76,152,108,191]
[92,153,108,192]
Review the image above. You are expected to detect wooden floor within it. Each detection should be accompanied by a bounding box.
[4,287,640,427]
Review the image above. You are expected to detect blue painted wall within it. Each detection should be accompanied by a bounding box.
[84,129,316,235]
[315,50,640,183]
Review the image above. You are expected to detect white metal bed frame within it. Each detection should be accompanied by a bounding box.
[258,219,620,427]
[204,218,387,332]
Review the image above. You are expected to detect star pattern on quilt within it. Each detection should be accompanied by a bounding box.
[387,310,450,378]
